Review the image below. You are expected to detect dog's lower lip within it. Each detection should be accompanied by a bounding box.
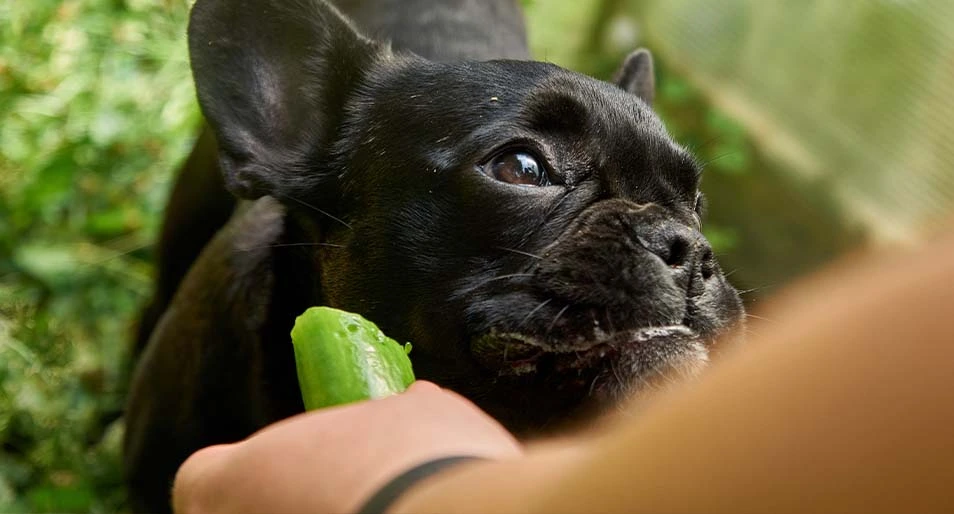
[554,325,697,371]
[473,325,698,375]
[611,325,696,344]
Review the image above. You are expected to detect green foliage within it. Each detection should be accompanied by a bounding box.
[1,0,197,511]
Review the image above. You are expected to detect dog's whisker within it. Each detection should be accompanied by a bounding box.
[604,309,617,335]
[87,242,154,265]
[518,298,552,327]
[546,304,571,333]
[611,360,626,390]
[700,134,726,151]
[515,190,574,250]
[694,164,706,181]
[738,286,764,296]
[701,151,738,168]
[541,189,574,221]
[739,325,768,340]
[483,273,534,284]
[282,194,353,230]
[238,242,344,252]
[587,375,600,398]
[496,246,543,260]
[745,313,776,323]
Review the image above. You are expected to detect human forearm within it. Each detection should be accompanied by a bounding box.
[389,441,587,514]
[396,231,954,514]
[175,230,954,514]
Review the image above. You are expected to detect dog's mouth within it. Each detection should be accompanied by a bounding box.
[471,324,702,378]
[461,319,714,430]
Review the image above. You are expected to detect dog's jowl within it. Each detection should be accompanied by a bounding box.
[124,0,744,511]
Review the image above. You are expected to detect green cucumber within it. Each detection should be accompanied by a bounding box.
[291,306,415,410]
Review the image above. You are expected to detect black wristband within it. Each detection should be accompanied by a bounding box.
[356,455,482,514]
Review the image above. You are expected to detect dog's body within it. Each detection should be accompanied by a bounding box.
[124,1,744,512]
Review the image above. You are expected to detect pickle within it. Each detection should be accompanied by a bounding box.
[291,306,415,410]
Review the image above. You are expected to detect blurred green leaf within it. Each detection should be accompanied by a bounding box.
[660,76,694,104]
[702,225,740,255]
[19,153,75,214]
[26,481,94,513]
[12,245,79,287]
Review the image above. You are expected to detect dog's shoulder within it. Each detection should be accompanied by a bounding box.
[164,196,286,341]
[223,197,286,292]
[124,197,290,497]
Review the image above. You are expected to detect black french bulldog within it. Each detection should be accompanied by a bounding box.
[124,0,744,512]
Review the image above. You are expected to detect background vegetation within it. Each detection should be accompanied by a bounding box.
[2,0,950,512]
[2,1,198,511]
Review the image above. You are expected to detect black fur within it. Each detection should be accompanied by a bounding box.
[124,1,743,512]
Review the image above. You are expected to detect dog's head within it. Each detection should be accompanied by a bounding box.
[189,0,744,429]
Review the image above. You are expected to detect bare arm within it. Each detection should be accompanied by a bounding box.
[395,231,954,514]
[174,229,954,514]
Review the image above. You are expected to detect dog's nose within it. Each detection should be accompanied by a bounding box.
[636,219,715,281]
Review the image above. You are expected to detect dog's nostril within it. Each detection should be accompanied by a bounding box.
[700,247,715,279]
[664,237,690,267]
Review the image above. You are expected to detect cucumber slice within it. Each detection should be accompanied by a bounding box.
[291,306,415,410]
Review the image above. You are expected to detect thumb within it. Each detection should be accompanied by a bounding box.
[173,444,236,514]
[404,380,443,395]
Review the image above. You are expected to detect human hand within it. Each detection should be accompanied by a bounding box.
[171,381,521,514]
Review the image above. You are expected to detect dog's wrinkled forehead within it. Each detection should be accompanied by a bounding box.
[345,57,699,202]
[513,71,700,200]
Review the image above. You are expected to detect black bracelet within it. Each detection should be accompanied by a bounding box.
[356,455,483,514]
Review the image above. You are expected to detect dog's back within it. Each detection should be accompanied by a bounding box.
[339,0,529,61]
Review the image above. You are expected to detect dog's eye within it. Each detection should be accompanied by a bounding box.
[486,151,549,187]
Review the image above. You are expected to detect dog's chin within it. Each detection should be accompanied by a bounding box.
[471,325,709,405]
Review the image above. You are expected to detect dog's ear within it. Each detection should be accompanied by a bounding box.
[188,0,383,199]
[613,49,655,106]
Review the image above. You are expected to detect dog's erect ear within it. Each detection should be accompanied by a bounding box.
[188,0,383,199]
[613,49,655,106]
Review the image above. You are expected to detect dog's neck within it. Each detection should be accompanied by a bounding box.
[333,0,530,61]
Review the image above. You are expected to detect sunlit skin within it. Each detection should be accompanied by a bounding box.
[174,228,954,514]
